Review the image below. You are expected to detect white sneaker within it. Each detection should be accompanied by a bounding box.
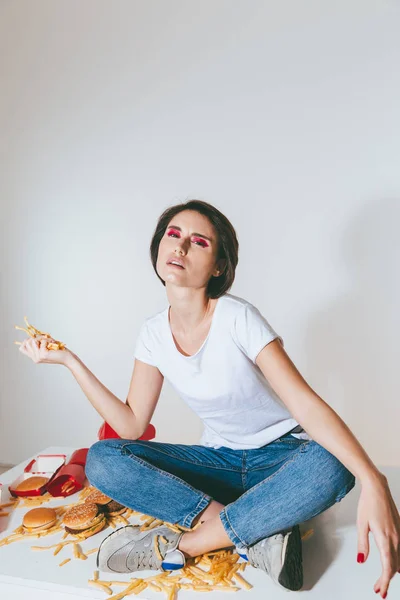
[96,524,185,573]
[237,525,303,591]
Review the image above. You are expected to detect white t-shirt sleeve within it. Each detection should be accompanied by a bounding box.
[232,303,284,364]
[134,321,157,367]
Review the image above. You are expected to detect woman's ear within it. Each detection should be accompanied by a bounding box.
[214,259,227,277]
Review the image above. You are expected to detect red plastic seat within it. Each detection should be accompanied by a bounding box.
[98,421,156,441]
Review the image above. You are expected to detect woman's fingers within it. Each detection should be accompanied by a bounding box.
[374,535,399,598]
[18,337,41,362]
[357,520,370,563]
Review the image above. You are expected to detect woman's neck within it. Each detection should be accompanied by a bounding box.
[167,293,216,336]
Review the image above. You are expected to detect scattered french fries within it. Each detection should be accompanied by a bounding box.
[0,482,254,599]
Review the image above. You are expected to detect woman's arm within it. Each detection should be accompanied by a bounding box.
[256,339,400,599]
[65,352,142,439]
[255,339,380,483]
[18,335,161,440]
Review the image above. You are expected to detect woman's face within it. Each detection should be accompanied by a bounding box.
[156,210,222,291]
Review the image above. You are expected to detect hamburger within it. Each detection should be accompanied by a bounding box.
[16,476,49,492]
[62,502,106,538]
[22,507,57,533]
[84,489,126,516]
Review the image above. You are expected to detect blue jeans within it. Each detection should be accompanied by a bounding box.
[85,432,356,548]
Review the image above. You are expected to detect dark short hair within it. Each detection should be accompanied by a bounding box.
[150,199,239,298]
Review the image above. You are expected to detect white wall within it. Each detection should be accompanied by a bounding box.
[1,0,399,466]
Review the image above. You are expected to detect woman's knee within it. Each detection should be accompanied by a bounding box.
[85,439,122,488]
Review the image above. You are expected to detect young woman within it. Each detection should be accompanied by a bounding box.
[19,200,400,596]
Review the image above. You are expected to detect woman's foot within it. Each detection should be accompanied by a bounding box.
[96,525,185,573]
[241,525,303,591]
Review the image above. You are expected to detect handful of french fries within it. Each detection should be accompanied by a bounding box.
[14,316,66,351]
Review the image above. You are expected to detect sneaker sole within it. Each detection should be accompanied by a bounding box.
[277,525,303,591]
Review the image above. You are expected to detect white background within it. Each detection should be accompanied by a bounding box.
[1,0,399,466]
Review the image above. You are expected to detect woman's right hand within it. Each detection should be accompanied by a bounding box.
[18,335,72,366]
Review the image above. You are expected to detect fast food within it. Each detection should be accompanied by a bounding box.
[15,476,49,492]
[22,508,58,533]
[14,316,66,351]
[59,558,71,567]
[84,489,126,516]
[61,481,76,495]
[62,502,107,538]
[0,484,256,599]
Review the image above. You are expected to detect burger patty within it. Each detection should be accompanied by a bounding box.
[105,499,124,513]
[65,516,106,535]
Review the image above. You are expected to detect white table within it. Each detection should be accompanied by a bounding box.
[1,447,399,600]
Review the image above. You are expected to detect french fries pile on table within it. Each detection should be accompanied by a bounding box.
[14,316,66,350]
[0,484,314,598]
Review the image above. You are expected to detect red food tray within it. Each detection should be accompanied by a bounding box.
[9,454,66,497]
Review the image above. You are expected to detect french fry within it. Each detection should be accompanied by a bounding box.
[13,526,24,535]
[107,580,143,600]
[118,515,129,526]
[232,572,252,589]
[31,540,76,551]
[88,580,113,595]
[148,581,162,592]
[0,502,16,509]
[97,581,131,587]
[154,535,162,561]
[86,547,98,555]
[0,512,10,517]
[166,583,177,600]
[164,524,181,534]
[59,558,71,567]
[207,584,240,591]
[301,528,314,541]
[144,518,163,531]
[132,582,148,596]
[53,544,63,556]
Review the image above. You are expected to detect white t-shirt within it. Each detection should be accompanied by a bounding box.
[134,293,311,450]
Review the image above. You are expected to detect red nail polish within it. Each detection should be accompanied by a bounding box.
[357,553,365,563]
[382,593,387,599]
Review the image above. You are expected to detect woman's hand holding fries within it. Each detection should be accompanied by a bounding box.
[18,335,72,365]
[15,317,71,366]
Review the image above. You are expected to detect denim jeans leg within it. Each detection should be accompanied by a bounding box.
[85,438,244,528]
[219,439,356,547]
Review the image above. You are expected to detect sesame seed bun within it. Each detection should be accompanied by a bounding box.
[84,489,112,506]
[16,476,49,492]
[22,507,57,532]
[62,502,106,536]
[85,489,126,515]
